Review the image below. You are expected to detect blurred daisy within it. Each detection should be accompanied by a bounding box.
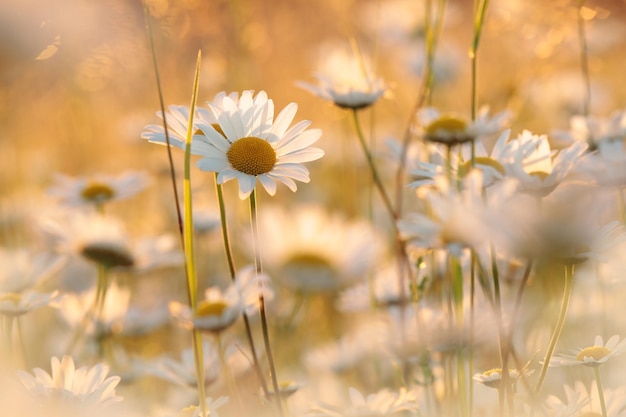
[534,383,590,417]
[0,248,65,293]
[234,264,274,315]
[576,138,626,188]
[298,45,386,109]
[169,285,243,334]
[174,397,229,417]
[42,212,134,269]
[552,109,626,149]
[253,204,383,292]
[574,379,626,417]
[472,367,533,389]
[416,107,510,146]
[48,171,150,208]
[264,380,305,400]
[0,290,60,317]
[502,130,587,197]
[194,90,324,199]
[550,335,626,367]
[16,355,122,408]
[307,386,419,417]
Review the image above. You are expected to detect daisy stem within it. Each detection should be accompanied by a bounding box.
[617,188,626,225]
[533,263,575,393]
[142,0,185,239]
[249,189,285,417]
[451,255,468,417]
[350,108,398,226]
[577,0,591,118]
[213,174,270,398]
[470,0,490,121]
[593,366,608,417]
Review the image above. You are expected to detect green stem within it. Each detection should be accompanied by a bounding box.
[470,0,490,121]
[213,174,269,398]
[451,256,467,417]
[350,109,398,227]
[593,366,608,417]
[249,190,285,417]
[490,244,510,416]
[534,263,575,393]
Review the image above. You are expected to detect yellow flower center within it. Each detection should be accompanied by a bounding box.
[424,115,473,145]
[81,243,134,269]
[576,346,611,361]
[195,300,228,318]
[81,182,115,203]
[458,157,506,178]
[285,253,332,268]
[482,368,503,377]
[227,137,277,176]
[527,171,550,181]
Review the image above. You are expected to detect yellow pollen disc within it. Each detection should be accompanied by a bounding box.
[458,157,506,178]
[81,182,115,203]
[195,300,228,317]
[527,170,550,180]
[576,346,611,361]
[211,123,226,138]
[425,116,467,134]
[227,137,277,176]
[0,293,22,305]
[482,368,503,377]
[286,253,332,268]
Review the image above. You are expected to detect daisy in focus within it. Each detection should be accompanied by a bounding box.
[549,335,626,367]
[194,90,324,199]
[48,171,150,208]
[297,44,386,109]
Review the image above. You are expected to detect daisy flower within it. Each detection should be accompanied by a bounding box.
[252,204,383,292]
[576,138,626,188]
[194,90,324,199]
[502,130,587,197]
[0,248,65,293]
[16,355,122,408]
[174,397,229,417]
[169,285,243,334]
[472,367,533,389]
[550,335,626,367]
[552,109,626,149]
[416,106,510,146]
[0,290,60,317]
[307,386,420,417]
[297,45,386,109]
[48,171,150,208]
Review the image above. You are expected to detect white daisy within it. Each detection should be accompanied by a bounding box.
[472,367,533,389]
[169,284,243,334]
[193,90,324,199]
[552,109,626,149]
[0,290,61,317]
[307,386,420,417]
[502,130,587,197]
[174,397,229,417]
[48,171,150,208]
[16,355,122,407]
[575,138,626,188]
[252,204,383,292]
[0,248,65,293]
[550,335,626,367]
[297,45,386,109]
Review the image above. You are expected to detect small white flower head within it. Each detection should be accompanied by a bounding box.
[170,285,243,334]
[16,355,122,408]
[472,367,533,389]
[253,204,383,292]
[175,396,229,417]
[417,107,510,146]
[48,171,150,208]
[264,380,306,400]
[502,130,587,197]
[308,386,420,417]
[0,290,61,317]
[42,212,134,269]
[550,335,626,368]
[298,44,386,109]
[194,90,324,199]
[0,248,65,293]
[552,109,626,149]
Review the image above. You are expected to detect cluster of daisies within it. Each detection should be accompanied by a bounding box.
[4,29,626,417]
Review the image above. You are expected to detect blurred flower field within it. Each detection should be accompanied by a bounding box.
[3,0,626,416]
